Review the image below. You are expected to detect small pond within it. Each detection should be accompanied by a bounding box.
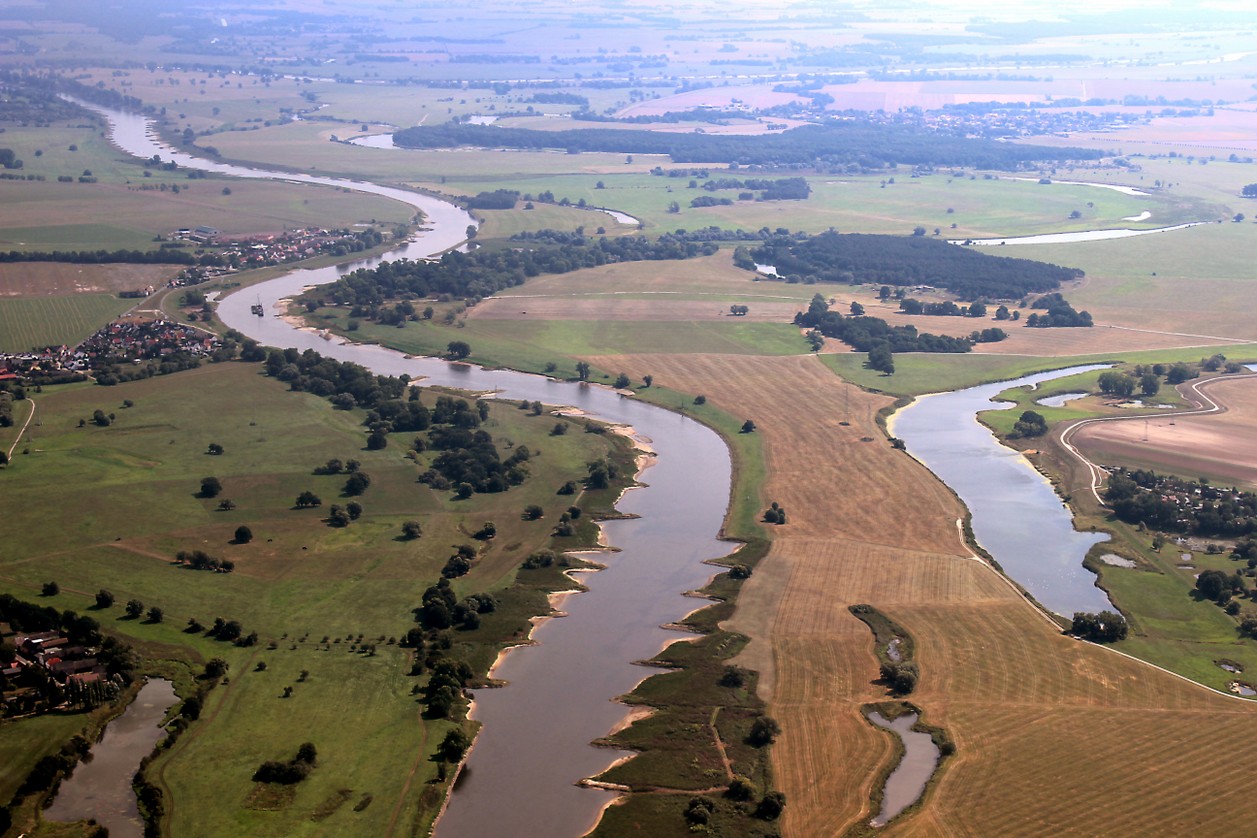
[867,711,940,828]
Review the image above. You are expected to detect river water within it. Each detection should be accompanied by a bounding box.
[867,711,939,828]
[90,102,736,837]
[45,679,178,837]
[890,365,1114,617]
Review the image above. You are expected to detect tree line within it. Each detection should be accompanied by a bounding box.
[392,120,1100,169]
[795,294,975,355]
[751,231,1083,300]
[303,234,720,311]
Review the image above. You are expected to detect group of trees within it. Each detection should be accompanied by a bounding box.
[795,293,975,357]
[1068,611,1129,642]
[393,120,1099,170]
[1009,410,1048,438]
[751,231,1083,299]
[175,549,235,573]
[1024,293,1093,328]
[898,298,989,317]
[253,743,318,785]
[1105,469,1257,537]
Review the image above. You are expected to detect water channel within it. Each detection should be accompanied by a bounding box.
[91,102,737,837]
[45,679,179,837]
[890,365,1115,617]
[866,711,940,828]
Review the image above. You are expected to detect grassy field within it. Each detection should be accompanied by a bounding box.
[0,294,136,352]
[474,203,639,239]
[0,360,622,835]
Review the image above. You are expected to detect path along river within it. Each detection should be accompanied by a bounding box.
[89,102,735,837]
[89,101,1127,832]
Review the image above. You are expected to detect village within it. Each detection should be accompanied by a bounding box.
[0,622,122,718]
[0,318,221,383]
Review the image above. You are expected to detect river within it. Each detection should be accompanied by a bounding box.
[890,365,1115,617]
[90,101,736,837]
[45,679,179,837]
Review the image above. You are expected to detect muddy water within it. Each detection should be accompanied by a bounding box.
[93,103,737,837]
[45,679,178,836]
[867,711,939,828]
[890,365,1114,617]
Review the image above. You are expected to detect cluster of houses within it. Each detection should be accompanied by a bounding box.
[1,625,116,717]
[0,318,221,381]
[169,224,386,277]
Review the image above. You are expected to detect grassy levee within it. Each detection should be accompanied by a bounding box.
[592,351,1257,836]
[0,360,627,835]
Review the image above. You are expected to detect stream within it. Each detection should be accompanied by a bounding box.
[45,679,178,837]
[90,101,737,837]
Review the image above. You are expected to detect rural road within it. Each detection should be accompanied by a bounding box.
[6,395,34,460]
[1057,372,1257,504]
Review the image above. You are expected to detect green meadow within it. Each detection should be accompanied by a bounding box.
[0,295,135,353]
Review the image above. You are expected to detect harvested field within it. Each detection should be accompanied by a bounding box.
[1072,375,1257,488]
[0,263,182,297]
[595,351,1257,835]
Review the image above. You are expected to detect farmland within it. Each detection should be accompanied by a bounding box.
[0,294,137,353]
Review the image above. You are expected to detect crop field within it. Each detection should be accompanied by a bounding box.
[1072,375,1257,488]
[0,293,136,352]
[0,361,619,834]
[0,179,411,253]
[582,351,1257,835]
[0,263,181,297]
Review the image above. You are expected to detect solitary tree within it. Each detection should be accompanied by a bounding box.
[401,520,423,539]
[295,491,322,508]
[575,361,591,381]
[741,419,756,433]
[446,341,471,360]
[95,589,115,609]
[147,606,164,623]
[41,581,59,597]
[126,599,145,619]
[234,525,253,544]
[207,442,224,455]
[613,373,630,389]
[200,476,223,498]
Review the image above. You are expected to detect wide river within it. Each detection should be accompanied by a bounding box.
[90,101,1119,833]
[90,102,736,837]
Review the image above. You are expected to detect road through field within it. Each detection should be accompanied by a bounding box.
[597,352,1257,836]
[1060,372,1257,503]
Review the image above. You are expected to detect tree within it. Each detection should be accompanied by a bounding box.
[92,409,111,427]
[327,506,351,527]
[912,226,927,236]
[200,476,223,498]
[295,491,322,508]
[41,581,59,597]
[95,589,115,609]
[1010,410,1048,438]
[205,658,229,678]
[1140,374,1160,396]
[1196,569,1228,602]
[867,344,895,375]
[446,341,471,360]
[346,501,362,520]
[849,301,865,316]
[1097,371,1136,397]
[438,728,471,763]
[218,499,236,511]
[234,525,253,544]
[126,599,145,619]
[575,361,590,381]
[207,442,224,455]
[523,505,544,520]
[402,520,423,539]
[747,716,781,746]
[1243,183,1257,198]
[756,791,787,820]
[642,375,652,388]
[740,419,756,433]
[344,471,371,496]
[613,373,630,389]
[147,606,164,623]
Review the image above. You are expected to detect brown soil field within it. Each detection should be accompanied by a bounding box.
[1072,375,1257,488]
[1033,107,1257,154]
[596,352,1257,835]
[0,263,182,297]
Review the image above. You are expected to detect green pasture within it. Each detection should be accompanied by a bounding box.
[0,713,93,807]
[156,646,443,837]
[474,203,638,239]
[1,359,621,833]
[314,310,807,371]
[0,294,134,352]
[826,343,1257,398]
